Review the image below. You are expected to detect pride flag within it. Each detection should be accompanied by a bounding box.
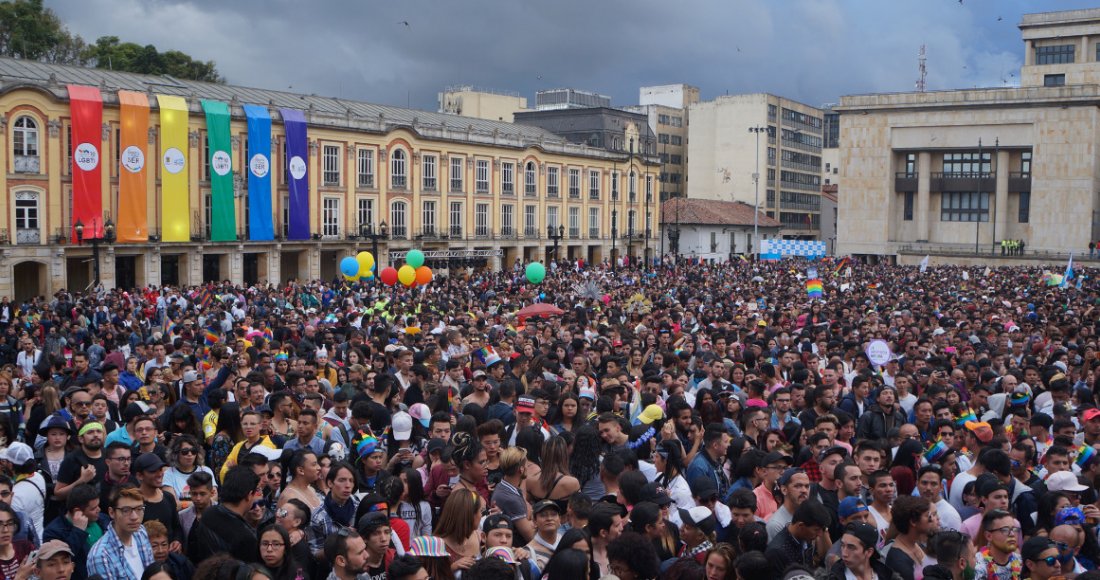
[1077,444,1096,467]
[832,257,850,276]
[956,410,977,426]
[806,279,823,298]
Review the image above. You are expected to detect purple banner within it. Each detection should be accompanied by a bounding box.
[281,108,310,240]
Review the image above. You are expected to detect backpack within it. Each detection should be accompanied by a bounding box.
[186,513,230,563]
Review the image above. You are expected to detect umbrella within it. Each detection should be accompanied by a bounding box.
[516,303,564,320]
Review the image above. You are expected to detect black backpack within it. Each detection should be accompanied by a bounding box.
[186,513,230,563]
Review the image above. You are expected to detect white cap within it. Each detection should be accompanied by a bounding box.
[1046,470,1088,492]
[1,442,34,466]
[392,411,413,440]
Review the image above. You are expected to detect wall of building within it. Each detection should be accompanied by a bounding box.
[639,84,700,109]
[664,224,779,262]
[437,89,528,123]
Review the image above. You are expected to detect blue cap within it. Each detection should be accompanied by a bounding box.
[838,496,868,519]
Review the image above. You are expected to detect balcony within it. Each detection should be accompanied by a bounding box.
[391,176,407,189]
[930,172,995,193]
[449,226,463,238]
[569,189,581,199]
[390,227,408,240]
[895,172,918,192]
[502,185,515,196]
[569,228,581,239]
[589,228,600,239]
[500,227,517,239]
[422,180,438,193]
[474,228,491,239]
[547,189,560,199]
[1009,172,1031,192]
[357,175,375,189]
[524,186,537,198]
[416,227,442,240]
[525,227,540,239]
[13,156,39,173]
[589,191,600,201]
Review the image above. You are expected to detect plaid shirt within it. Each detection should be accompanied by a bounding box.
[801,458,822,483]
[309,496,361,554]
[87,524,155,580]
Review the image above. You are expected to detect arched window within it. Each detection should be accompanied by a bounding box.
[13,117,39,173]
[525,161,537,196]
[390,201,407,239]
[391,149,407,189]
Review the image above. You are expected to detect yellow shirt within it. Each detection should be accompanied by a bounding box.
[218,436,276,482]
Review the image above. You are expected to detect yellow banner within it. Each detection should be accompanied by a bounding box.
[117,91,148,242]
[157,95,190,242]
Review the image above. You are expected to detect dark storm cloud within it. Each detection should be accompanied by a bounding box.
[47,0,1100,111]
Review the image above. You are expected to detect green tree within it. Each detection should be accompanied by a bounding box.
[0,0,88,63]
[83,35,224,83]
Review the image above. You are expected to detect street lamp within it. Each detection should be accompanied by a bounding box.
[611,209,618,273]
[547,224,564,263]
[74,217,115,288]
[748,126,768,260]
[361,221,388,274]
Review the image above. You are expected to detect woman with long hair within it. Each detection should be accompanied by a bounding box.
[256,523,308,580]
[703,543,737,580]
[163,403,203,447]
[1035,491,1070,536]
[399,468,432,536]
[209,402,243,477]
[655,439,694,512]
[450,432,490,504]
[552,394,581,434]
[527,435,580,513]
[163,435,215,508]
[557,527,599,580]
[434,489,483,574]
[541,548,590,580]
[570,425,605,501]
[25,382,61,444]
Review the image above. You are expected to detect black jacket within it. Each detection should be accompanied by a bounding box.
[188,503,258,563]
[856,404,907,441]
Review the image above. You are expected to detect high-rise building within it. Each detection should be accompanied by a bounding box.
[624,84,699,202]
[437,86,528,123]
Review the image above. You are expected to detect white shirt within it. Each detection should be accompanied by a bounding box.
[935,498,963,531]
[11,473,45,542]
[15,350,39,378]
[123,537,145,580]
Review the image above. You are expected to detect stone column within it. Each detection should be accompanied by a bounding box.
[995,149,1010,249]
[916,152,932,242]
[228,249,244,285]
[148,249,162,287]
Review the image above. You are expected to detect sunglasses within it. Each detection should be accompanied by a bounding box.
[178,448,197,456]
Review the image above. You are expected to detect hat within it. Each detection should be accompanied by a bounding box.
[975,473,1008,497]
[745,398,769,409]
[133,452,166,473]
[473,370,488,379]
[641,482,673,506]
[391,411,413,440]
[123,402,150,424]
[426,438,447,454]
[408,536,449,558]
[356,511,390,534]
[762,451,794,468]
[1046,470,1089,492]
[838,497,869,519]
[409,403,432,428]
[169,353,185,362]
[482,513,514,533]
[579,387,596,400]
[1022,536,1058,562]
[484,546,517,565]
[516,396,535,413]
[182,370,200,384]
[353,433,384,459]
[532,499,562,515]
[778,467,806,486]
[844,522,879,550]
[818,446,848,462]
[1055,506,1085,526]
[964,421,994,444]
[637,404,665,426]
[247,446,283,462]
[689,476,718,500]
[41,415,72,435]
[678,506,716,535]
[37,540,73,561]
[1084,408,1100,423]
[0,442,33,466]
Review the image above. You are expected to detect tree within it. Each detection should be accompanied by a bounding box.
[83,36,224,83]
[0,0,88,64]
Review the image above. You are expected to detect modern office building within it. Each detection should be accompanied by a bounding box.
[836,7,1100,263]
[437,86,528,123]
[623,84,699,202]
[0,58,658,300]
[686,93,824,238]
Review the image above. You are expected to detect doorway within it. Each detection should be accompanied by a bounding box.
[12,261,46,302]
[202,254,221,283]
[115,256,137,290]
[243,254,260,286]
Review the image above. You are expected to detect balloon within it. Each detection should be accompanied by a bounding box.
[415,266,433,285]
[406,249,425,269]
[343,274,357,282]
[526,262,546,284]
[602,294,611,305]
[380,267,399,286]
[398,265,416,286]
[356,251,375,274]
[340,256,360,278]
[359,271,374,282]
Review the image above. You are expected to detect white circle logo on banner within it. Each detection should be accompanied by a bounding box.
[74,143,99,171]
[121,146,145,173]
[211,150,232,176]
[289,155,307,180]
[163,148,186,175]
[866,339,892,366]
[249,154,269,178]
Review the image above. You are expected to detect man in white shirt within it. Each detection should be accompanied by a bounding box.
[5,442,47,542]
[16,340,40,379]
[917,464,962,531]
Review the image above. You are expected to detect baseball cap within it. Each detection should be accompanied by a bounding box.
[1046,470,1088,492]
[778,467,806,486]
[408,403,432,428]
[391,411,413,440]
[482,513,514,533]
[818,446,849,463]
[579,387,596,400]
[532,499,562,515]
[838,497,869,519]
[357,511,390,534]
[1021,536,1058,562]
[133,453,166,473]
[1083,408,1100,423]
[678,506,716,535]
[123,402,150,424]
[426,438,447,455]
[975,473,1008,497]
[36,540,73,561]
[637,404,665,426]
[844,522,880,550]
[473,370,488,379]
[0,442,33,466]
[484,546,517,565]
[964,421,994,444]
[641,482,673,506]
[762,451,794,468]
[516,396,535,413]
[689,476,718,501]
[182,370,201,383]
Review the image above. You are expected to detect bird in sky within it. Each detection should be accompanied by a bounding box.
[399,20,410,27]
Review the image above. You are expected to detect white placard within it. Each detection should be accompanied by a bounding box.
[211,150,232,176]
[163,148,186,174]
[289,155,307,180]
[866,339,892,366]
[74,143,99,171]
[249,153,269,178]
[121,146,144,173]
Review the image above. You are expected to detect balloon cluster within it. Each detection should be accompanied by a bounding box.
[379,249,433,288]
[340,252,376,282]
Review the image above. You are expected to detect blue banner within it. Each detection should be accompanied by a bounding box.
[280,108,310,240]
[244,105,274,241]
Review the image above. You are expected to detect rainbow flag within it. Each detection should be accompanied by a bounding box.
[924,440,949,463]
[956,410,977,426]
[204,330,219,347]
[833,257,850,276]
[806,279,824,298]
[1077,445,1096,467]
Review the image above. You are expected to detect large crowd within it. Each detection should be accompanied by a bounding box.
[0,256,1095,580]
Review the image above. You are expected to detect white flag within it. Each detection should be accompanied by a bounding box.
[962,271,970,281]
[919,255,930,273]
[983,266,991,277]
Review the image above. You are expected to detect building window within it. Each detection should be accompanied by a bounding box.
[1019,191,1030,223]
[322,197,340,237]
[357,198,374,229]
[670,135,683,146]
[629,171,637,202]
[200,136,210,181]
[525,161,537,196]
[391,149,407,188]
[568,168,581,198]
[422,200,437,235]
[903,191,914,221]
[422,154,437,191]
[501,204,514,236]
[450,156,464,192]
[525,205,537,236]
[589,170,600,200]
[942,152,991,174]
[940,192,989,222]
[13,117,39,173]
[475,203,489,237]
[905,153,917,175]
[390,201,407,238]
[646,175,653,202]
[282,194,289,237]
[628,210,637,235]
[449,202,463,237]
[547,206,559,229]
[1035,44,1074,65]
[658,133,670,144]
[1021,151,1031,174]
[547,166,559,197]
[475,159,490,193]
[568,207,580,238]
[14,191,39,243]
[357,149,374,188]
[502,162,515,195]
[589,207,599,238]
[322,145,340,186]
[204,193,212,238]
[1044,74,1066,87]
[611,170,619,201]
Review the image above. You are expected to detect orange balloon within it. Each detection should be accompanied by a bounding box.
[415,266,433,285]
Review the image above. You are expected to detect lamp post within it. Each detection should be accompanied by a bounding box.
[547,224,564,263]
[74,218,115,288]
[749,126,767,260]
[668,198,681,262]
[974,138,983,255]
[611,209,618,273]
[361,221,388,274]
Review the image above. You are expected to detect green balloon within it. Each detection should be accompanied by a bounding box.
[526,262,546,284]
[406,249,425,269]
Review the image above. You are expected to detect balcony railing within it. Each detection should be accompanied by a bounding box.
[500,227,516,239]
[569,228,581,239]
[895,172,918,192]
[502,185,515,196]
[589,228,600,238]
[358,175,375,188]
[13,156,39,173]
[474,228,490,239]
[525,227,540,239]
[449,226,463,237]
[390,227,408,240]
[1009,172,1031,192]
[391,176,407,188]
[589,190,600,201]
[525,186,537,197]
[422,179,437,192]
[930,172,995,193]
[417,227,442,240]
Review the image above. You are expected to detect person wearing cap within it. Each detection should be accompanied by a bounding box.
[34,539,75,580]
[482,513,539,579]
[766,468,812,541]
[524,499,563,571]
[678,505,717,563]
[87,486,155,580]
[173,368,213,425]
[1019,536,1062,580]
[752,450,792,520]
[133,452,184,550]
[3,442,45,543]
[1082,407,1100,446]
[765,499,832,573]
[463,370,493,409]
[974,509,1022,580]
[53,418,106,502]
[828,522,893,580]
[356,511,396,579]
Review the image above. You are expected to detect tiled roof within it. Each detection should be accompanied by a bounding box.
[659,197,781,227]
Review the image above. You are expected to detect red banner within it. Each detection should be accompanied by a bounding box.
[68,85,104,240]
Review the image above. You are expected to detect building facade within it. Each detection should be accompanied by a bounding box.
[686,93,825,238]
[0,58,658,301]
[437,86,528,123]
[624,84,699,203]
[836,8,1100,262]
[660,197,781,262]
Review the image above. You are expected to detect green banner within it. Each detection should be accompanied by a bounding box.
[202,100,236,242]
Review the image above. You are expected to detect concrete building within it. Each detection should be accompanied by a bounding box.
[687,93,825,238]
[0,58,658,300]
[660,197,781,262]
[437,86,528,123]
[836,7,1100,263]
[623,84,699,202]
[535,89,611,111]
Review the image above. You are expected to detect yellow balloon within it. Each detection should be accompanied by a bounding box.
[343,274,357,282]
[357,251,375,274]
[397,264,416,286]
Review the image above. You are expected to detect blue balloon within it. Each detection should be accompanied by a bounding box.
[340,256,360,278]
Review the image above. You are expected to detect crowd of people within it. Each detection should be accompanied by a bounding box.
[0,256,1094,580]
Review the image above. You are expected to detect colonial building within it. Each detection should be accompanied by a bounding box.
[0,58,657,300]
[836,8,1100,262]
[660,197,781,262]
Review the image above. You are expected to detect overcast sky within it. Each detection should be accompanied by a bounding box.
[48,0,1100,112]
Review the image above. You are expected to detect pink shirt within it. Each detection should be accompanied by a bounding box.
[754,484,778,519]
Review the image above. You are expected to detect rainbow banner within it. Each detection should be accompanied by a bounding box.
[201,100,236,241]
[806,279,823,298]
[116,91,149,242]
[280,108,310,240]
[956,410,977,426]
[243,105,274,241]
[157,95,190,242]
[924,439,949,464]
[67,85,104,240]
[1077,444,1096,467]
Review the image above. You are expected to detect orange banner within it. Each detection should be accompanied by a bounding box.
[117,91,149,242]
